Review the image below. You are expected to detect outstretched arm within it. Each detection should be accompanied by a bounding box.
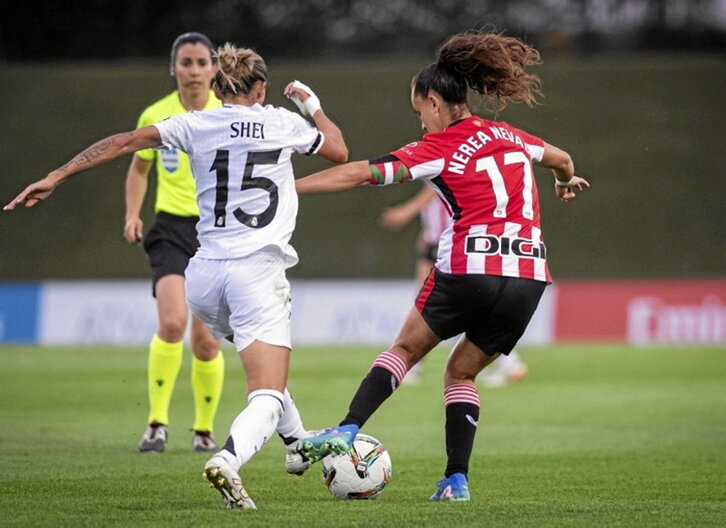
[296,161,371,194]
[4,126,161,211]
[296,156,412,194]
[536,143,590,203]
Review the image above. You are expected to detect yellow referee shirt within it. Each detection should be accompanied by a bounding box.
[135,90,221,217]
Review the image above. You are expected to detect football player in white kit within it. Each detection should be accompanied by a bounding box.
[5,43,349,510]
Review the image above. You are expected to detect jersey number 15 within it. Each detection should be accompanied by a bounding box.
[210,148,282,229]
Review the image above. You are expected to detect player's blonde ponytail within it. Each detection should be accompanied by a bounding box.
[214,43,268,96]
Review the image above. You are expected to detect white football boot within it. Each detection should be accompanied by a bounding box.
[203,452,257,510]
[285,430,321,475]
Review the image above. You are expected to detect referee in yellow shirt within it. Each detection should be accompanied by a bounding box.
[123,32,224,453]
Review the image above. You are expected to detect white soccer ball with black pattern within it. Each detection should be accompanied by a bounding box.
[321,433,392,499]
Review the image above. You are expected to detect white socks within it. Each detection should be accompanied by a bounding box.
[275,388,308,441]
[226,389,284,468]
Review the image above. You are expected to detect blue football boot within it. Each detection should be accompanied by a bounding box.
[299,424,359,462]
[429,472,470,501]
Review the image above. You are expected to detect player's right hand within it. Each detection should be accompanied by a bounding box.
[123,217,144,244]
[3,177,57,211]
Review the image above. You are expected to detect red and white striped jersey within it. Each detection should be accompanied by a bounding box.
[388,116,550,283]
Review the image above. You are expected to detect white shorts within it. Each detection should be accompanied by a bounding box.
[185,252,292,351]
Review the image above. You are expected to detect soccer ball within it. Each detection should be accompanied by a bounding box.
[321,433,392,499]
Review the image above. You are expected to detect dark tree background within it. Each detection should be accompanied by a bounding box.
[1,1,724,279]
[2,0,724,61]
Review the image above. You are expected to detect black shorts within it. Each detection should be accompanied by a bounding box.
[415,269,546,356]
[143,212,200,296]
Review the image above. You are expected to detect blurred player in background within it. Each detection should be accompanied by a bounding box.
[123,32,224,455]
[379,186,446,292]
[5,43,348,510]
[294,30,589,501]
[380,186,528,387]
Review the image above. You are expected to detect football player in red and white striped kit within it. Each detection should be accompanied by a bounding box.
[380,186,529,387]
[296,30,589,501]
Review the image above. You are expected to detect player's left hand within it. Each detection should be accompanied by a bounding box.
[3,177,58,211]
[284,80,322,117]
[556,175,590,203]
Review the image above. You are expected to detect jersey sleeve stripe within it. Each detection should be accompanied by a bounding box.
[305,132,323,155]
[525,143,544,163]
[431,176,462,220]
[408,157,446,180]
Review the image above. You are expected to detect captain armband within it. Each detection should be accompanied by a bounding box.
[368,156,409,186]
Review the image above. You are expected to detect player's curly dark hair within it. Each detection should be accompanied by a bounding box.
[413,31,542,111]
[214,43,268,97]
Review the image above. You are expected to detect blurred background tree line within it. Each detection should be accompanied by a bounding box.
[0,0,724,280]
[2,0,725,60]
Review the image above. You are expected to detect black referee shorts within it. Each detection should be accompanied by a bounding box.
[143,212,200,296]
[415,268,547,356]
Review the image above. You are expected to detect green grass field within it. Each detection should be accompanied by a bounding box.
[1,344,724,527]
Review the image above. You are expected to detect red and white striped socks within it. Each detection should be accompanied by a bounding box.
[443,383,480,478]
[444,383,480,408]
[372,350,408,387]
[341,350,409,428]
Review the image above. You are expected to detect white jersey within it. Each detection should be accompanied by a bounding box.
[153,103,323,265]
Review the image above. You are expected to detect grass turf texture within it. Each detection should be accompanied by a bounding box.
[0,344,724,527]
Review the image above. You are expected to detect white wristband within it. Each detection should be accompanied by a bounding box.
[554,178,571,187]
[289,80,322,117]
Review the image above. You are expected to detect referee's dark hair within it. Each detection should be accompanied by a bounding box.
[170,32,215,76]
